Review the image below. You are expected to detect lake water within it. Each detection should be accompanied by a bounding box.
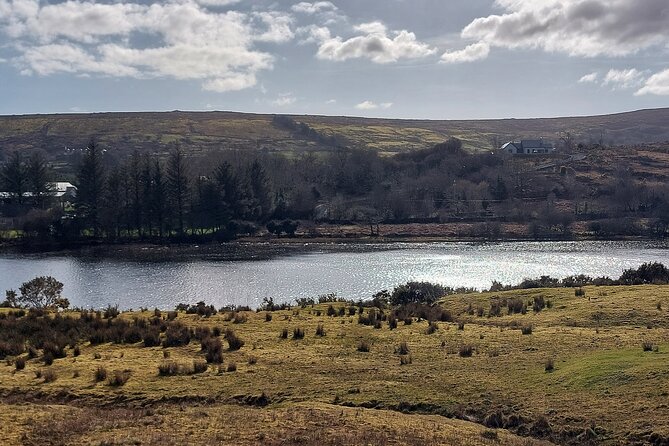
[1,241,668,310]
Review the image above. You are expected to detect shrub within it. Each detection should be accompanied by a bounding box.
[521,325,533,335]
[247,355,258,365]
[143,329,161,347]
[348,307,357,316]
[373,320,382,329]
[545,358,555,372]
[265,312,272,322]
[43,352,54,365]
[575,287,586,297]
[481,430,499,441]
[108,370,130,386]
[158,361,180,376]
[94,366,108,382]
[399,355,412,365]
[203,337,223,364]
[279,328,288,339]
[642,341,656,352]
[426,321,439,334]
[619,262,669,285]
[533,295,546,312]
[226,362,237,372]
[457,321,465,331]
[42,368,57,383]
[403,317,412,325]
[395,341,410,355]
[123,326,143,344]
[192,360,208,374]
[476,306,485,317]
[357,340,370,352]
[73,346,81,357]
[507,298,526,315]
[388,316,398,330]
[459,344,474,357]
[327,305,337,317]
[489,301,502,317]
[390,281,448,305]
[166,311,178,321]
[163,323,191,348]
[233,313,248,324]
[43,342,66,360]
[225,329,245,351]
[315,323,326,337]
[292,327,305,340]
[15,356,25,370]
[103,304,120,319]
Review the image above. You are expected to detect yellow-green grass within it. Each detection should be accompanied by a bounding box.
[1,285,669,444]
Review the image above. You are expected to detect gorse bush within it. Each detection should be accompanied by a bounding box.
[459,344,474,357]
[315,323,326,337]
[225,328,245,351]
[94,366,108,382]
[390,282,448,305]
[292,327,305,340]
[202,337,223,364]
[357,340,370,352]
[107,370,131,386]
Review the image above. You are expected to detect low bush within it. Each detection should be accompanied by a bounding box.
[545,358,555,372]
[426,321,439,334]
[489,301,502,317]
[507,298,526,315]
[143,329,161,347]
[226,362,237,372]
[15,356,25,370]
[94,366,108,382]
[158,361,180,376]
[192,360,208,374]
[202,337,223,363]
[225,329,245,351]
[395,341,410,355]
[162,323,191,348]
[107,369,131,386]
[42,368,57,383]
[279,328,288,339]
[642,341,656,352]
[357,340,370,352]
[315,323,326,337]
[533,295,546,312]
[233,312,248,324]
[521,325,533,335]
[388,316,398,330]
[73,345,80,357]
[292,327,305,340]
[459,344,474,357]
[265,312,272,322]
[575,287,586,297]
[247,355,258,365]
[399,355,412,365]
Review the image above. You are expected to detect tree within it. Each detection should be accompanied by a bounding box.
[1,151,26,204]
[151,160,168,238]
[26,152,52,208]
[248,159,272,220]
[14,276,69,309]
[76,141,105,237]
[167,146,189,237]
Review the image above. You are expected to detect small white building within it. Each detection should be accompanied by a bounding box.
[501,140,556,155]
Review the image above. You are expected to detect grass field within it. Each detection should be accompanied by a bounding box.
[2,108,669,159]
[1,285,668,445]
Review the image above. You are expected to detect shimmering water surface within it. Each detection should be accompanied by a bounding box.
[1,241,668,309]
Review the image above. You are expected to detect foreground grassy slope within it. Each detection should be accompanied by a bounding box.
[1,285,669,445]
[2,108,669,157]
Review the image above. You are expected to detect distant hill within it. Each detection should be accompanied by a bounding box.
[1,108,669,159]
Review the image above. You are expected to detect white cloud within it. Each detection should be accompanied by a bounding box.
[325,99,337,104]
[272,93,296,106]
[440,42,489,64]
[602,68,646,89]
[312,21,435,64]
[636,69,669,96]
[355,100,392,110]
[291,2,337,15]
[448,0,669,63]
[0,0,294,92]
[578,72,599,83]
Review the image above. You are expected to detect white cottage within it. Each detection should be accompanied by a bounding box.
[501,140,556,155]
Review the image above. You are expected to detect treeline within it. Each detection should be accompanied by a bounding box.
[3,135,669,242]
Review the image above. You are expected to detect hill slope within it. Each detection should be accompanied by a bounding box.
[1,108,669,157]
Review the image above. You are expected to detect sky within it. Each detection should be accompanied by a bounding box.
[0,0,668,119]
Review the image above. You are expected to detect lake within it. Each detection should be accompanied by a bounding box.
[1,241,668,310]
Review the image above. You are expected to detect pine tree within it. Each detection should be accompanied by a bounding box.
[26,152,52,208]
[167,146,189,237]
[1,151,26,204]
[75,141,105,237]
[248,159,272,220]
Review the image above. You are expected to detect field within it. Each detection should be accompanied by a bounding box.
[1,285,669,445]
[2,108,669,161]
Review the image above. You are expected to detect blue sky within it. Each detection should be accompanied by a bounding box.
[0,0,668,119]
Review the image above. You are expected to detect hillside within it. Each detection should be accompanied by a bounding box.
[1,108,669,159]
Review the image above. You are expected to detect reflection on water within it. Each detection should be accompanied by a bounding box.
[1,241,668,309]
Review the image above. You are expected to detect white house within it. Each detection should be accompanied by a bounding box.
[501,140,556,155]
